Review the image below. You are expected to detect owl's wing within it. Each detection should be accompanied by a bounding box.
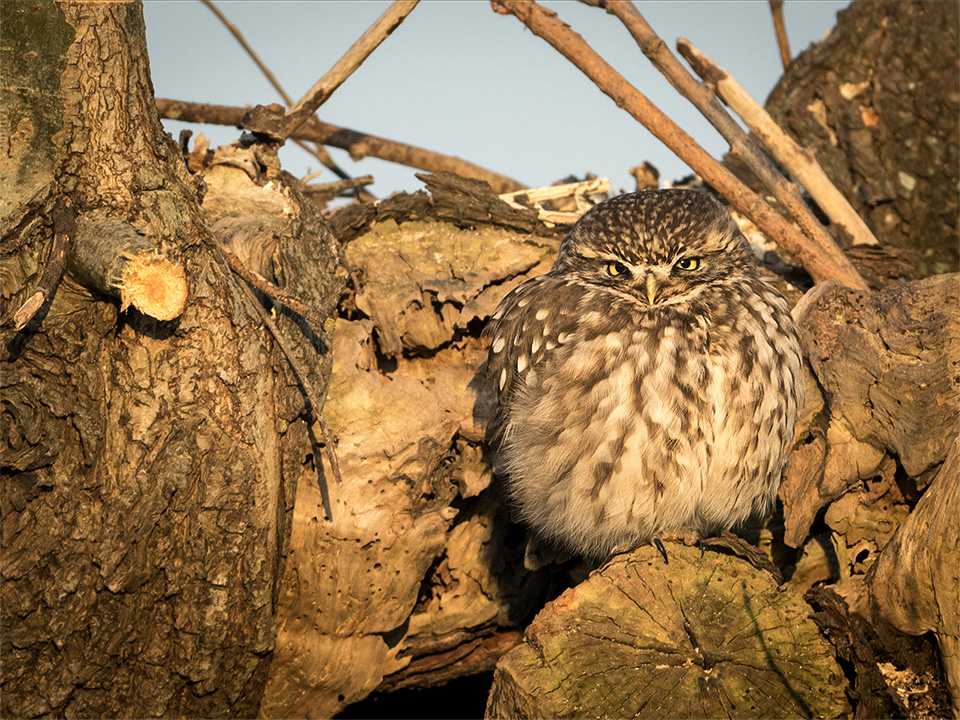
[483,274,574,438]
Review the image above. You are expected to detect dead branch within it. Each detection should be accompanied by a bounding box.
[282,1,420,139]
[13,199,73,331]
[593,1,873,284]
[677,38,880,247]
[498,177,609,225]
[302,175,375,198]
[220,248,330,333]
[156,98,524,194]
[491,0,868,290]
[769,0,791,70]
[238,275,342,489]
[630,161,660,190]
[200,0,348,180]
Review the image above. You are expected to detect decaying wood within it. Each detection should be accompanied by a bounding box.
[498,177,609,225]
[676,37,880,247]
[256,177,562,717]
[155,98,525,194]
[867,439,960,717]
[768,0,791,70]
[12,199,73,331]
[327,171,551,245]
[784,274,960,549]
[764,1,959,275]
[805,587,901,720]
[282,0,420,139]
[486,543,851,719]
[492,0,869,290]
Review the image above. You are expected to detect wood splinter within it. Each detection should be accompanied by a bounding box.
[13,198,74,331]
[68,212,187,321]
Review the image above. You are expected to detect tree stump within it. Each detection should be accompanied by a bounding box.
[486,543,851,719]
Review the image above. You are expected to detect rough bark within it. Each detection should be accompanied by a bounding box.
[486,542,851,719]
[1,3,342,717]
[764,0,959,275]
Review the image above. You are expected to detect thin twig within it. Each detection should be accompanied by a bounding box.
[595,2,876,269]
[768,0,792,70]
[282,0,420,139]
[230,262,343,487]
[676,38,880,247]
[220,248,330,332]
[201,0,292,105]
[302,175,376,196]
[156,98,525,194]
[13,198,74,330]
[492,0,868,290]
[200,0,349,181]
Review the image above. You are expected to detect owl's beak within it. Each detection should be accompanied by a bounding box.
[644,273,660,305]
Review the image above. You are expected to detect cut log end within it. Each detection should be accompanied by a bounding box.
[117,251,187,321]
[486,542,852,719]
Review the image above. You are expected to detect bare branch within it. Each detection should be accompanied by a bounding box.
[282,0,420,139]
[302,175,376,197]
[156,98,525,194]
[499,177,610,225]
[677,38,880,247]
[201,0,293,105]
[492,0,868,290]
[243,281,343,489]
[768,0,792,70]
[200,0,349,180]
[220,248,330,333]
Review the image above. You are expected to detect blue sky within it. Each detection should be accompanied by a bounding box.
[143,1,850,197]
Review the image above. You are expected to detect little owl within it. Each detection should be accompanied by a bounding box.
[485,189,804,560]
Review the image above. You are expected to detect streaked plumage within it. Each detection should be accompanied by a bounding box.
[485,189,803,560]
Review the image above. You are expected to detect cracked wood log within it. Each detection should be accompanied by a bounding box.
[258,179,560,718]
[485,542,851,719]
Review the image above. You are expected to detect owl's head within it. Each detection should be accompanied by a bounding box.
[554,189,757,305]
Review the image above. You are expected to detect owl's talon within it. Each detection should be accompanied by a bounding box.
[652,537,669,564]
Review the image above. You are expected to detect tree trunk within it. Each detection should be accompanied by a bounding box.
[1,2,342,717]
[763,0,959,276]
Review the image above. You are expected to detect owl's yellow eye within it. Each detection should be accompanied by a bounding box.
[607,261,628,277]
[676,257,700,271]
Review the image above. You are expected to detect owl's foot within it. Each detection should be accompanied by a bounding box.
[648,529,702,564]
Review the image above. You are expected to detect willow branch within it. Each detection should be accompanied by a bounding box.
[768,0,792,70]
[492,0,868,290]
[156,98,524,194]
[596,2,876,268]
[282,0,420,138]
[677,38,880,247]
